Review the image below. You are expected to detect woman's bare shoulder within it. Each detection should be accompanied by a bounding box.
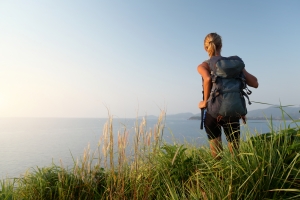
[197,61,210,72]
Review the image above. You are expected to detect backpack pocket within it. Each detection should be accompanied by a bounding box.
[219,92,247,117]
[207,95,222,118]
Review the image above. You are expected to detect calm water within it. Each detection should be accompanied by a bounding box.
[0,117,296,179]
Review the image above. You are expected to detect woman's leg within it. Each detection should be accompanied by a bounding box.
[228,138,239,154]
[223,119,240,155]
[209,136,223,159]
[205,113,222,159]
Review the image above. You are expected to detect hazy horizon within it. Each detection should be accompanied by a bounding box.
[1,1,300,118]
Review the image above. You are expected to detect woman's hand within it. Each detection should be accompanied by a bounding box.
[199,101,207,109]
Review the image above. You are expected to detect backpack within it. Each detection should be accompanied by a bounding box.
[206,56,252,122]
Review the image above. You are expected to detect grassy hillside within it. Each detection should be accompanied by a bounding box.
[1,110,300,199]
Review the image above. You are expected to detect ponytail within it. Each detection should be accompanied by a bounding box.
[204,33,222,57]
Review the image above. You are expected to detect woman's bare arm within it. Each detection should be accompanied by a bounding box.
[243,68,258,88]
[197,62,212,109]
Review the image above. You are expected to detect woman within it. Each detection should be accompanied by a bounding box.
[197,33,258,158]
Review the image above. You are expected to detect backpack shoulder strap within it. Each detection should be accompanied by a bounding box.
[205,57,222,103]
[208,56,223,75]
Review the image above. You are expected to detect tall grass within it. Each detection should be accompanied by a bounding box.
[1,107,300,199]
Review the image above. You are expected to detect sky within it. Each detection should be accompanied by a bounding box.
[0,1,300,118]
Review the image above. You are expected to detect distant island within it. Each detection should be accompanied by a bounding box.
[159,106,300,120]
[188,116,202,120]
[187,116,298,120]
[187,106,300,120]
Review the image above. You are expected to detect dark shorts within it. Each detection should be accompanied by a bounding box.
[204,112,240,143]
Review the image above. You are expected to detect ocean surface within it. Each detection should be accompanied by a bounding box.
[0,117,297,179]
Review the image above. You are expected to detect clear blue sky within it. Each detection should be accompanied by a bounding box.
[0,1,299,118]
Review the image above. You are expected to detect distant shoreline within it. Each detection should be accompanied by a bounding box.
[188,116,297,121]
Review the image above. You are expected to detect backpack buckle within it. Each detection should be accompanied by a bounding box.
[245,87,252,95]
[211,75,217,83]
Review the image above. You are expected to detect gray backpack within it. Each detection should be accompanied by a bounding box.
[206,56,252,121]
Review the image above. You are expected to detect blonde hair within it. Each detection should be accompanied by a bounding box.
[204,33,222,57]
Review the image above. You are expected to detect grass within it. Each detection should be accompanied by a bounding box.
[1,108,300,199]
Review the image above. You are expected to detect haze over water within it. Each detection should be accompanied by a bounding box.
[0,117,292,179]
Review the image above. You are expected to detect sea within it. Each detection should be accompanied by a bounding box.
[0,117,298,179]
